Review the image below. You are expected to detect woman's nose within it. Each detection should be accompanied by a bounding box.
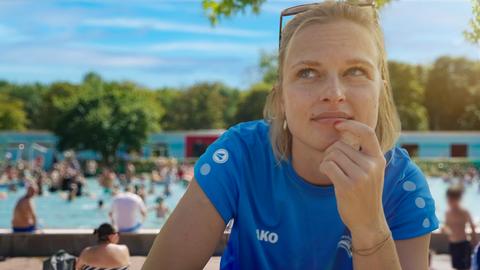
[319,74,346,103]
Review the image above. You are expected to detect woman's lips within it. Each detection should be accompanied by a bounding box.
[311,117,351,125]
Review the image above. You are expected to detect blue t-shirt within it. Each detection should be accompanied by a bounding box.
[194,120,439,270]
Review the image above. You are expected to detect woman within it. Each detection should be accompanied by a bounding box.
[76,223,130,270]
[143,1,438,269]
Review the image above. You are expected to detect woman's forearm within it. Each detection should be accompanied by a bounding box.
[351,222,402,270]
[352,234,401,269]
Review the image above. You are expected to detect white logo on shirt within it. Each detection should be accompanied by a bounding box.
[337,235,352,258]
[212,148,229,164]
[256,229,278,244]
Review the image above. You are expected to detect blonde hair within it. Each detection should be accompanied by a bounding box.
[263,1,400,161]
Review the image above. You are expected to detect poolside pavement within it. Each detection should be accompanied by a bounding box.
[0,254,453,270]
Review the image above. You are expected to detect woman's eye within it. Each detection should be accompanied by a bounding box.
[345,67,367,77]
[297,68,317,79]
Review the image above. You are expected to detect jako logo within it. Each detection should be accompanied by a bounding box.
[256,229,278,244]
[337,235,352,258]
[212,148,229,164]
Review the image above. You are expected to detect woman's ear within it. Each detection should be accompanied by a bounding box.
[108,234,116,243]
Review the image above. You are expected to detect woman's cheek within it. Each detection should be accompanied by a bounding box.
[350,88,379,127]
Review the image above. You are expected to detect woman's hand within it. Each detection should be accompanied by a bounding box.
[319,120,390,249]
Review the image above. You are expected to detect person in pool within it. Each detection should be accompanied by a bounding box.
[76,223,130,270]
[11,183,38,233]
[142,1,439,269]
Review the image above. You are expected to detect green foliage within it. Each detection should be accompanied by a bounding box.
[54,74,162,165]
[259,51,278,85]
[234,82,270,123]
[0,54,479,163]
[0,93,28,130]
[203,0,393,25]
[425,57,480,130]
[38,81,79,130]
[0,82,48,129]
[202,0,266,25]
[464,0,480,45]
[388,61,428,130]
[161,82,230,130]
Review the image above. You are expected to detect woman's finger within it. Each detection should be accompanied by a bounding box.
[324,149,366,180]
[319,159,349,189]
[325,140,371,171]
[334,120,382,157]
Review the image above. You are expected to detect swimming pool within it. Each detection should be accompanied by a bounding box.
[0,178,186,229]
[1,177,479,229]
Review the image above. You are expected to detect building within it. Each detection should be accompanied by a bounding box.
[397,131,480,158]
[0,130,478,169]
[0,131,57,169]
[0,129,225,169]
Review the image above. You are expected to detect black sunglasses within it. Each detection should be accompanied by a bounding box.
[278,0,377,49]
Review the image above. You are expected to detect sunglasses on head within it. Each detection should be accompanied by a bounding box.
[278,0,377,49]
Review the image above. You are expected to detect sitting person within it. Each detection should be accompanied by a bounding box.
[11,184,37,233]
[109,186,146,233]
[76,223,130,270]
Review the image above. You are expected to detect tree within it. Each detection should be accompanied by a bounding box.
[464,0,480,44]
[38,82,80,130]
[54,77,162,165]
[0,93,28,130]
[161,82,227,130]
[0,82,47,129]
[218,87,241,127]
[156,87,183,131]
[203,0,265,25]
[234,82,270,123]
[458,62,480,129]
[388,61,428,130]
[425,57,480,130]
[259,51,278,85]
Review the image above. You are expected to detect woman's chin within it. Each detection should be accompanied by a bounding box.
[306,134,340,152]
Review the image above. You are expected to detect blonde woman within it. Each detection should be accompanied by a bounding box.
[143,1,438,269]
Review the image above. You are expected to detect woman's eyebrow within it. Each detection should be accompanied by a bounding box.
[290,58,375,70]
[290,60,322,69]
[345,58,375,70]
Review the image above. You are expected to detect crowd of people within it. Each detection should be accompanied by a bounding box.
[2,152,480,268]
[441,166,480,190]
[1,152,195,234]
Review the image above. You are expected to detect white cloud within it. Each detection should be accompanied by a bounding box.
[70,40,276,55]
[82,18,268,37]
[148,41,275,53]
[0,46,165,68]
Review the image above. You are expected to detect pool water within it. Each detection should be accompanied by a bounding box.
[0,178,186,229]
[428,177,480,225]
[1,177,479,229]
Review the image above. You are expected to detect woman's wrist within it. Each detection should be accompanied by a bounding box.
[350,218,391,251]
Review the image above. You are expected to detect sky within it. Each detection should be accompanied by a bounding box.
[0,0,478,89]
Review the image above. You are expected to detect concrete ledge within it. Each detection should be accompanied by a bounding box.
[0,229,229,257]
[0,230,475,257]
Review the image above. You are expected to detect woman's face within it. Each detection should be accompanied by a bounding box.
[108,232,120,244]
[282,19,382,152]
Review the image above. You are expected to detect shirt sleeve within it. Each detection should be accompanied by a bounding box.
[193,130,243,225]
[385,160,440,240]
